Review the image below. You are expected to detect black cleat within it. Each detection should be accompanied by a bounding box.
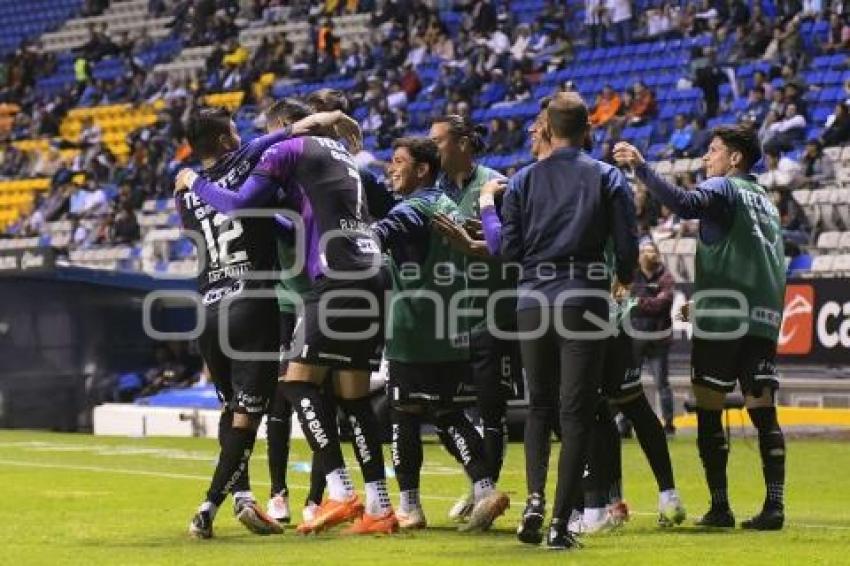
[516,494,545,545]
[741,505,784,531]
[695,506,735,528]
[546,519,583,551]
[189,510,214,539]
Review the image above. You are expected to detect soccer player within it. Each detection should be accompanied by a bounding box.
[429,115,519,521]
[500,92,639,550]
[177,106,349,539]
[614,124,787,530]
[373,137,509,531]
[176,127,397,536]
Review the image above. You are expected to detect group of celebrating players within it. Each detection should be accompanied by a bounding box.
[174,86,787,551]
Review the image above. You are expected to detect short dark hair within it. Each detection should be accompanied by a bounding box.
[712,124,762,169]
[306,88,349,112]
[546,91,589,141]
[392,137,441,178]
[431,114,487,153]
[266,97,312,127]
[186,107,232,159]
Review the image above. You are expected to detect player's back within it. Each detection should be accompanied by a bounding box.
[177,141,278,305]
[288,136,381,279]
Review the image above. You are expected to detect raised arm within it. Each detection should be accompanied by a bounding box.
[189,173,278,213]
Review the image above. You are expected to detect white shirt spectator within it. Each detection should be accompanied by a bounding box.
[767,114,807,135]
[585,0,605,24]
[488,30,511,54]
[647,9,672,37]
[386,90,408,110]
[803,0,822,15]
[607,0,632,23]
[511,30,532,60]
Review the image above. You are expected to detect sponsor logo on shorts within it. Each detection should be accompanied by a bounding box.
[778,285,814,355]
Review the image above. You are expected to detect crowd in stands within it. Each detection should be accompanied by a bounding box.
[1,0,850,270]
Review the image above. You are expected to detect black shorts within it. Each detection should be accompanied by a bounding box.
[601,331,643,401]
[388,360,470,409]
[467,326,523,401]
[198,296,280,414]
[289,269,389,372]
[692,336,779,396]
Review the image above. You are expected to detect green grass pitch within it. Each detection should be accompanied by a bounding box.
[0,429,847,565]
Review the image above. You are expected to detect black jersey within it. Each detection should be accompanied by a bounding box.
[176,139,278,305]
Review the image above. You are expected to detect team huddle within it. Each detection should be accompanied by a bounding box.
[173,88,787,551]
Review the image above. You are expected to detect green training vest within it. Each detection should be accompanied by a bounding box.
[694,176,786,342]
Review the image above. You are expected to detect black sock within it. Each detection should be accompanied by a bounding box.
[621,394,675,492]
[282,381,345,475]
[606,409,623,502]
[391,408,423,492]
[307,451,325,506]
[747,406,786,510]
[207,422,257,507]
[524,405,554,499]
[267,383,292,497]
[338,396,386,483]
[479,407,508,483]
[584,401,616,508]
[697,408,729,509]
[434,410,490,483]
[218,409,250,494]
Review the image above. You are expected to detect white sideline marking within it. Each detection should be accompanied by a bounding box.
[0,458,847,531]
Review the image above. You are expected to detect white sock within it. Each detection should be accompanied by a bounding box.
[199,501,218,519]
[583,507,608,525]
[232,490,254,503]
[473,478,494,502]
[400,489,420,513]
[326,467,355,501]
[365,479,392,515]
[659,488,679,507]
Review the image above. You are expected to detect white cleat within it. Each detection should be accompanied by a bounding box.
[448,492,474,523]
[658,493,687,527]
[302,502,320,524]
[397,507,428,530]
[578,508,617,534]
[460,491,510,532]
[267,493,291,524]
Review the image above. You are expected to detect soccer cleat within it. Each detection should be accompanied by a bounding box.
[344,510,400,535]
[460,491,510,532]
[547,520,583,551]
[567,509,584,535]
[188,510,214,539]
[516,495,545,545]
[608,500,630,527]
[580,509,617,534]
[302,502,320,524]
[234,498,284,535]
[658,495,687,527]
[741,505,784,531]
[296,495,364,535]
[448,491,474,523]
[397,507,428,530]
[267,493,291,524]
[695,506,735,528]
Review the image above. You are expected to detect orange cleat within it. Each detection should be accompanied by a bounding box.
[296,495,364,535]
[343,510,400,535]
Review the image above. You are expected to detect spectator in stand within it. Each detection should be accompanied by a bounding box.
[625,81,657,126]
[763,102,807,153]
[646,4,673,39]
[634,182,660,235]
[820,101,850,147]
[503,68,531,104]
[400,63,422,101]
[822,13,850,52]
[589,84,621,128]
[585,0,608,48]
[222,38,249,68]
[770,189,811,246]
[607,0,633,45]
[469,0,498,34]
[487,118,510,154]
[661,114,694,158]
[503,118,524,152]
[630,238,678,434]
[691,47,727,118]
[112,201,141,244]
[740,86,771,124]
[785,240,813,275]
[759,146,802,190]
[799,139,835,186]
[511,23,533,65]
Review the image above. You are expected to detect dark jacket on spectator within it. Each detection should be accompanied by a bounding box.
[630,263,675,335]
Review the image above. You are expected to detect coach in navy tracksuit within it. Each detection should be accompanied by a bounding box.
[500,92,638,550]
